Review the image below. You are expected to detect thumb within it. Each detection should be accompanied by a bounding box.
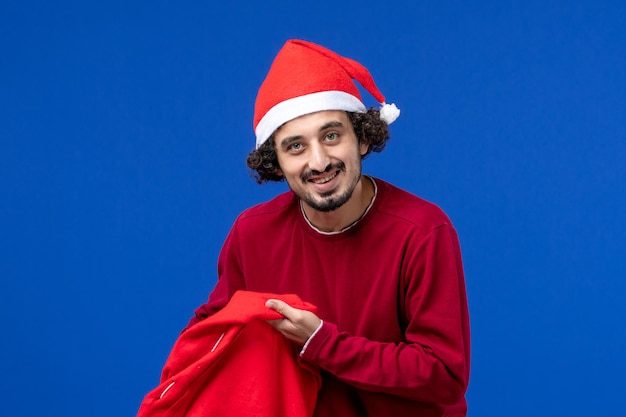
[265,299,293,318]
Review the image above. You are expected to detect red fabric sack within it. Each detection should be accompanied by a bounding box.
[137,291,321,417]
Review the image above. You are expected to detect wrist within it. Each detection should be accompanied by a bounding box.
[300,320,324,356]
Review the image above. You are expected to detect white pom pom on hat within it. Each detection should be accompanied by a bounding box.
[253,39,400,148]
[379,102,400,124]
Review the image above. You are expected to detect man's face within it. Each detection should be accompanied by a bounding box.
[273,110,368,212]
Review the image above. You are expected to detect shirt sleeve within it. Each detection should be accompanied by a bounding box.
[299,224,470,405]
[300,320,324,356]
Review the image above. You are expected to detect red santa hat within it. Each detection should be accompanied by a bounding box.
[253,39,400,148]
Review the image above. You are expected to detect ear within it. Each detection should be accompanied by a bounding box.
[359,141,369,156]
[275,167,284,176]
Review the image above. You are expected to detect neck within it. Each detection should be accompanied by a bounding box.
[302,176,374,233]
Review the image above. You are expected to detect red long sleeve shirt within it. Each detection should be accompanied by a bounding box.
[189,178,471,417]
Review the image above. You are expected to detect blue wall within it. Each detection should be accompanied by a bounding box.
[1,1,625,415]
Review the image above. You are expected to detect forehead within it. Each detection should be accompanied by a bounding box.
[274,110,351,138]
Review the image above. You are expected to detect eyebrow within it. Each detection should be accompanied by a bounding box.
[319,120,344,131]
[279,120,345,148]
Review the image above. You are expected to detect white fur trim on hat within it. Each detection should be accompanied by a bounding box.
[255,90,366,148]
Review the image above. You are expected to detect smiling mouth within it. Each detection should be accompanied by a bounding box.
[302,162,345,185]
[310,171,338,184]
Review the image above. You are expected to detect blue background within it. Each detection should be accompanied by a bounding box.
[2,1,625,415]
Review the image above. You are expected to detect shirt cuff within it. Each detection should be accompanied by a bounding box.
[300,320,324,356]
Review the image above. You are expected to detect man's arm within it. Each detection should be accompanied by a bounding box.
[267,224,470,405]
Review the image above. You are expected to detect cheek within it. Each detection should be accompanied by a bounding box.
[275,157,300,178]
[275,153,290,175]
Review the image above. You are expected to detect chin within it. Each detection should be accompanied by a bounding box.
[305,192,352,213]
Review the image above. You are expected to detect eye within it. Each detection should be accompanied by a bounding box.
[287,142,304,153]
[324,132,339,142]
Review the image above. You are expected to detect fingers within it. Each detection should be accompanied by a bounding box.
[265,299,322,345]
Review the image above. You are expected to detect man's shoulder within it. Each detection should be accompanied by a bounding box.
[236,190,297,225]
[375,178,453,231]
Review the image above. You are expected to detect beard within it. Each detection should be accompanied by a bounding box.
[295,161,362,212]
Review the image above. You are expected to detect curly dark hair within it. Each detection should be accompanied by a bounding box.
[246,108,390,184]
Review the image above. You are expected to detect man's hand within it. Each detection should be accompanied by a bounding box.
[265,299,322,345]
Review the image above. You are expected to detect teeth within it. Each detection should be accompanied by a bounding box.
[312,171,337,184]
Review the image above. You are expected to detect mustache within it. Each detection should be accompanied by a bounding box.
[301,162,346,182]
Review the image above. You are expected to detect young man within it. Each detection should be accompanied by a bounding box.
[188,39,470,416]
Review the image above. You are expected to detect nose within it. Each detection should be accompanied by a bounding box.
[308,142,330,173]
